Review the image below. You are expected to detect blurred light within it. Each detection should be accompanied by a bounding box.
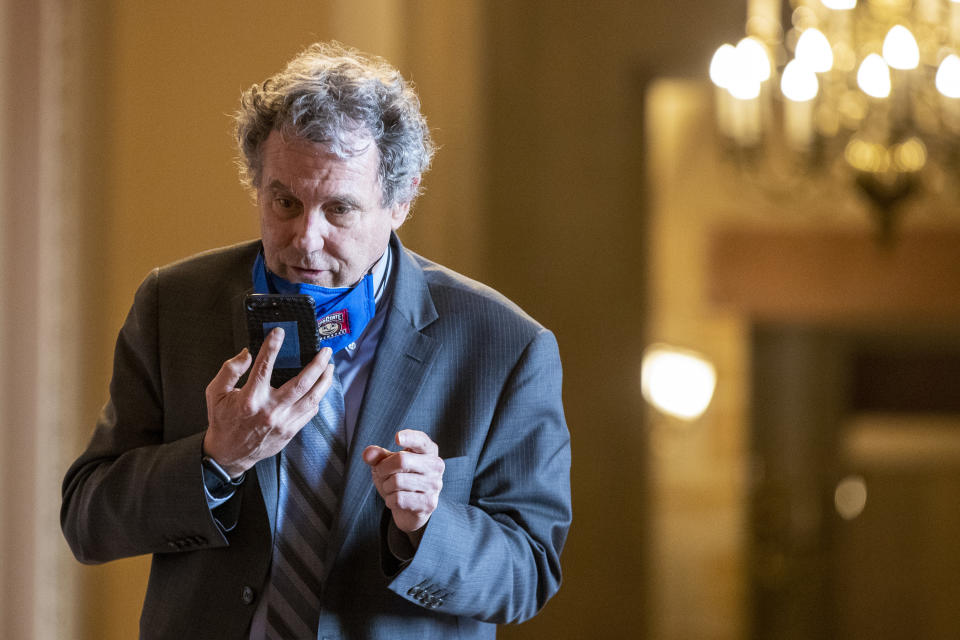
[729,76,762,101]
[893,137,927,172]
[822,0,856,9]
[845,138,889,172]
[782,60,820,102]
[792,6,818,31]
[729,76,762,100]
[795,28,833,73]
[838,89,868,122]
[710,44,737,89]
[641,344,717,421]
[936,54,960,98]
[882,25,920,70]
[711,39,768,100]
[858,54,892,98]
[710,0,954,237]
[737,37,772,82]
[834,475,868,520]
[746,15,782,45]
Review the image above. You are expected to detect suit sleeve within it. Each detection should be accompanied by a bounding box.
[60,269,229,564]
[385,328,572,624]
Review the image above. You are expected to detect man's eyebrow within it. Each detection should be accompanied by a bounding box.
[264,179,294,194]
[328,194,363,209]
[263,180,364,209]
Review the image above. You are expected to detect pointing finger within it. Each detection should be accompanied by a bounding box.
[249,327,284,387]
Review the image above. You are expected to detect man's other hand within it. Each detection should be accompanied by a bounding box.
[203,327,334,477]
[362,430,445,534]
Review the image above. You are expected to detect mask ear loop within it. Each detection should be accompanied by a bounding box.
[372,246,392,302]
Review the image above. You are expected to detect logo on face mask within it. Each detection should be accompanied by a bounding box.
[318,309,350,341]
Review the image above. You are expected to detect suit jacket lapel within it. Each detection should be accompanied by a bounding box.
[327,235,441,561]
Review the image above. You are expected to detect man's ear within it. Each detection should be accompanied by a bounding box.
[390,176,419,229]
[391,200,411,229]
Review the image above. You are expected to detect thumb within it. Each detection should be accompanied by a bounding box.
[207,348,252,398]
[362,445,392,467]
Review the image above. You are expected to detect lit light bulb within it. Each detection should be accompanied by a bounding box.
[858,54,892,98]
[736,37,772,83]
[641,345,717,421]
[882,25,920,70]
[781,60,819,101]
[795,28,834,73]
[821,0,856,9]
[936,54,960,98]
[710,44,737,89]
[728,75,762,100]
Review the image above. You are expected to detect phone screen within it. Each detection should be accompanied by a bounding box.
[244,294,320,386]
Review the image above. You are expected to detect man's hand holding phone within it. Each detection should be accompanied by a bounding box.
[202,327,335,478]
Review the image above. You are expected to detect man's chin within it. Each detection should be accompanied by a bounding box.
[287,266,335,286]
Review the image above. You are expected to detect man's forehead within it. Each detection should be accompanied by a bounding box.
[258,131,383,202]
[262,134,379,176]
[265,128,376,159]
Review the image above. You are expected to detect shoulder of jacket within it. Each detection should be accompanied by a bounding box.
[158,239,261,278]
[404,248,546,335]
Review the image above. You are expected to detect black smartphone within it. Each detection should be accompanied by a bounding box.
[244,294,320,386]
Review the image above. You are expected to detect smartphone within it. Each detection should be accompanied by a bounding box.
[244,294,320,386]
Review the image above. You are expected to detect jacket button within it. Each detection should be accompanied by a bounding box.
[241,586,256,605]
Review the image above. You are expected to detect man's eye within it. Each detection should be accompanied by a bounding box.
[329,204,353,215]
[275,197,295,209]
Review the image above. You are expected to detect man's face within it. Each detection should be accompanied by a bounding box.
[257,130,409,288]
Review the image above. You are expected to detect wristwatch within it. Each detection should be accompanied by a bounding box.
[202,454,245,498]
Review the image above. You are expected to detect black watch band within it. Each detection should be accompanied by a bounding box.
[202,455,245,486]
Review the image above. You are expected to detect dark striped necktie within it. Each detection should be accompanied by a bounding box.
[265,372,347,639]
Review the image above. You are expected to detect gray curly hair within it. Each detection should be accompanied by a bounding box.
[235,42,434,207]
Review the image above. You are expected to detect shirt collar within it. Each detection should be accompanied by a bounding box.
[369,243,393,305]
[336,243,393,363]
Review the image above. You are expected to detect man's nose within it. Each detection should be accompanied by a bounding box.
[291,210,328,253]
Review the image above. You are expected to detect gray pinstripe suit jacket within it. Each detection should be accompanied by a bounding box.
[62,234,571,639]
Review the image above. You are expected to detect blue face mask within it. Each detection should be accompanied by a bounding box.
[252,251,375,355]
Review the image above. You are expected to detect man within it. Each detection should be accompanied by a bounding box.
[62,42,571,639]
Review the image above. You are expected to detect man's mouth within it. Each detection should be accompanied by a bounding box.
[288,265,329,282]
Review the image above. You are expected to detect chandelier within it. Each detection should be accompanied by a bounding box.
[709,0,960,240]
